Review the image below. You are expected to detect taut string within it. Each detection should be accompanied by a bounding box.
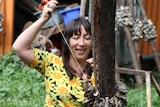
[50,14,84,75]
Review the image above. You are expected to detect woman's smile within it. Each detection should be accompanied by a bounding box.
[76,48,86,53]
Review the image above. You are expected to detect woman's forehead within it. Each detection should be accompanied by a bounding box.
[73,25,89,33]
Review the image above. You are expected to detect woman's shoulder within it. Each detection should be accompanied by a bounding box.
[33,48,63,64]
[33,48,60,57]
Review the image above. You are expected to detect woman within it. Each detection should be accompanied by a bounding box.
[12,1,94,107]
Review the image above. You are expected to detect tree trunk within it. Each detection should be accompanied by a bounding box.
[91,0,116,97]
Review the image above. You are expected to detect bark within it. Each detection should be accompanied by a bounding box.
[91,0,116,97]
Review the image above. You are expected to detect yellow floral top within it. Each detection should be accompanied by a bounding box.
[31,48,94,107]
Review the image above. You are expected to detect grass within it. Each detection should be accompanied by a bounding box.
[0,50,160,107]
[126,87,160,107]
[0,50,45,107]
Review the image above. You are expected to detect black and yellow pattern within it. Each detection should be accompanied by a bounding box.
[31,48,94,107]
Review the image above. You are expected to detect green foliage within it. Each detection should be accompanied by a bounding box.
[126,87,160,107]
[0,50,45,107]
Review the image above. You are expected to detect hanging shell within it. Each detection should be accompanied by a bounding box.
[131,19,143,41]
[83,80,127,107]
[0,14,4,32]
[116,6,134,27]
[142,19,157,41]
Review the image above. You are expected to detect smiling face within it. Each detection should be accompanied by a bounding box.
[69,25,92,63]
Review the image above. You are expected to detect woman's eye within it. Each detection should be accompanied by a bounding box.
[84,35,91,40]
[72,35,79,39]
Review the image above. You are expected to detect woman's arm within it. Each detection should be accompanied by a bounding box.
[12,0,58,65]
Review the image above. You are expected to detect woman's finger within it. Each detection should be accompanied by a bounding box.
[87,58,94,67]
[47,0,59,9]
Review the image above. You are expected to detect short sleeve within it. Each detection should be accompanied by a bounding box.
[30,48,49,75]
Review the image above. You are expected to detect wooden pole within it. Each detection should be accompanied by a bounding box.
[91,0,116,97]
[0,0,5,55]
[151,74,160,96]
[80,0,87,16]
[145,72,152,107]
[124,27,144,86]
[0,0,14,55]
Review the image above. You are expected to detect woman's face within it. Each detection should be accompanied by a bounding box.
[69,25,92,62]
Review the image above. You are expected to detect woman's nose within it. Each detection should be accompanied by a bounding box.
[79,37,85,46]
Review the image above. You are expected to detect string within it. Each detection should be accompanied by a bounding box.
[50,13,84,75]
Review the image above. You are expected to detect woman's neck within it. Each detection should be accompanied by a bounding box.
[69,57,87,76]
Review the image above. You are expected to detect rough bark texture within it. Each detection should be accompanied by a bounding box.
[91,0,116,97]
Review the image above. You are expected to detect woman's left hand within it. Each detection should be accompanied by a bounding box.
[87,58,94,67]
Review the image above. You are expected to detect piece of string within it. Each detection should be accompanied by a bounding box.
[50,13,84,75]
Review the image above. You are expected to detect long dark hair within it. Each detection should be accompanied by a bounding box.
[61,17,93,79]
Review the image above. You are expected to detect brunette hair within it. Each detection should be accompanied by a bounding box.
[61,17,92,79]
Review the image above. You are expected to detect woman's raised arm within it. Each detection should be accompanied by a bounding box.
[12,0,58,65]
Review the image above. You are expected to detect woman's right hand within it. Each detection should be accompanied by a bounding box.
[40,0,59,21]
